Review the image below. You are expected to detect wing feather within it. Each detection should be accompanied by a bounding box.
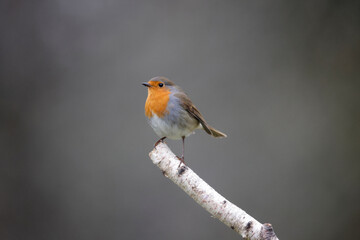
[174,92,212,135]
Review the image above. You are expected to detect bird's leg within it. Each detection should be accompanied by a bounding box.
[177,136,186,167]
[154,137,166,148]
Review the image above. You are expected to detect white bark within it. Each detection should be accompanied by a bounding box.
[149,142,279,240]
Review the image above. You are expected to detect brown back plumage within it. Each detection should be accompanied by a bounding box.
[175,92,227,138]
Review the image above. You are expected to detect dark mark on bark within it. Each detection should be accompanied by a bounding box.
[245,221,253,231]
[231,226,235,230]
[177,165,187,176]
[261,223,277,239]
[223,200,227,204]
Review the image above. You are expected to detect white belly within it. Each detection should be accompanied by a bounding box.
[148,114,199,140]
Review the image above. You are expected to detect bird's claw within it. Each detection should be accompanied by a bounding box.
[154,137,166,148]
[177,155,185,168]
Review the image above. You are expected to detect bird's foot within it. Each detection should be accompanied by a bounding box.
[177,155,185,168]
[154,137,166,148]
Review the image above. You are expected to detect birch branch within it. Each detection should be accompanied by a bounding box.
[149,142,279,240]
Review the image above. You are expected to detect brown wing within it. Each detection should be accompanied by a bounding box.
[174,92,212,135]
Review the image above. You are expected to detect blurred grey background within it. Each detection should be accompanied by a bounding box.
[1,1,359,239]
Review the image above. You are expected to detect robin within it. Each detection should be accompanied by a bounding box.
[142,76,227,166]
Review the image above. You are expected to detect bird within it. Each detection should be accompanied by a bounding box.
[142,76,227,167]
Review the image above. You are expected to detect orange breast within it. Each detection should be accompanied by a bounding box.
[145,89,170,118]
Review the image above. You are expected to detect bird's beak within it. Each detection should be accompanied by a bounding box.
[142,82,151,87]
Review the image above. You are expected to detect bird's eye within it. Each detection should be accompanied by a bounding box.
[158,83,163,87]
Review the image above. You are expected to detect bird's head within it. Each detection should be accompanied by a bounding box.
[142,76,175,95]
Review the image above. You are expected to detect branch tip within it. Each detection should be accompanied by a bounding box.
[148,142,279,240]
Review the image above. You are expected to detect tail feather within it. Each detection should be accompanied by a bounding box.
[207,125,227,138]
